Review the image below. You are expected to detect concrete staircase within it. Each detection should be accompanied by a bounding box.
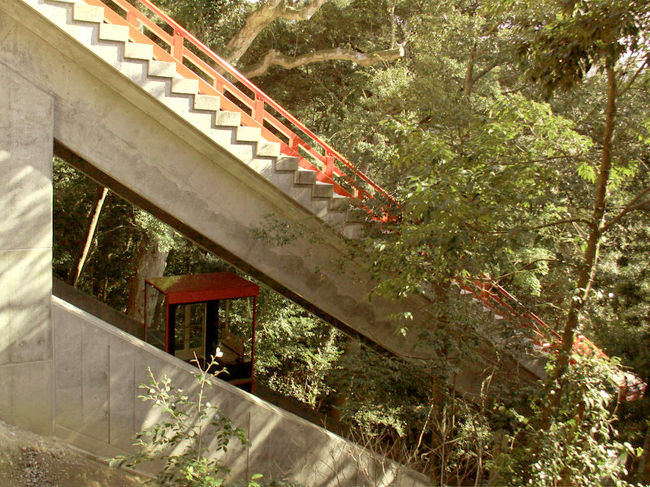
[24,0,367,239]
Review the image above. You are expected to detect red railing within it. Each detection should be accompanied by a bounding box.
[85,0,397,215]
[462,278,646,401]
[78,0,642,400]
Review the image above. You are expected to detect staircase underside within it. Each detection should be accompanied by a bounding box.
[1,0,445,360]
[2,0,550,405]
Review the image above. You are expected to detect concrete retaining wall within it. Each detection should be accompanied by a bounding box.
[52,296,430,486]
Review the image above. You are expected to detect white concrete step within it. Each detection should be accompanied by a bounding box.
[73,3,103,23]
[99,23,129,43]
[123,42,153,60]
[215,111,241,127]
[148,60,176,78]
[237,126,261,143]
[256,140,281,158]
[171,77,199,95]
[194,94,220,111]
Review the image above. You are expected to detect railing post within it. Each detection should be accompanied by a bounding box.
[126,10,137,26]
[254,97,265,124]
[172,30,184,61]
[324,155,335,179]
[289,136,300,155]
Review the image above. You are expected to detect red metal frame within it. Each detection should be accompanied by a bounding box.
[143,273,259,391]
[84,0,397,219]
[461,277,647,401]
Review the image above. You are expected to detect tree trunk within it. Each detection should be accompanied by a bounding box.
[126,232,171,322]
[225,0,329,65]
[544,63,617,422]
[464,43,477,97]
[66,186,108,287]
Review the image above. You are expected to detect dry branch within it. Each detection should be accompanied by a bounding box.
[225,0,330,64]
[241,46,404,78]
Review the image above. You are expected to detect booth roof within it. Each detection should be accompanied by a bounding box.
[145,272,259,304]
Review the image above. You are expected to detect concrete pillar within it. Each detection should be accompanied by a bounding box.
[0,64,54,435]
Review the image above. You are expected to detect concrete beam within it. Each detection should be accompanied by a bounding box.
[0,61,54,435]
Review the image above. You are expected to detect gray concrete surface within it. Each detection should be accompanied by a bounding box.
[53,278,144,339]
[52,296,430,486]
[1,0,441,362]
[0,63,54,436]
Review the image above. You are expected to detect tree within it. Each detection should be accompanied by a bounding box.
[156,0,405,78]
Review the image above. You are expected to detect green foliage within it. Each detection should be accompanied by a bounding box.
[517,0,650,92]
[112,356,253,487]
[496,354,642,486]
[255,294,342,407]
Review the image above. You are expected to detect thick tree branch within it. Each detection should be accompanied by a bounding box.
[241,46,404,78]
[618,57,649,97]
[472,59,500,84]
[600,186,650,233]
[463,218,590,235]
[225,0,330,64]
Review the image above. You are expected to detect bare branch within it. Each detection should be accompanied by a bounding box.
[241,46,405,78]
[472,59,500,84]
[463,218,590,236]
[600,186,650,233]
[225,0,330,64]
[618,57,649,97]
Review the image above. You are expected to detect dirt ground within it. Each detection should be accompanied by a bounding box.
[0,419,148,487]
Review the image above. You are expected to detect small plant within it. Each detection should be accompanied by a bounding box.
[112,354,259,486]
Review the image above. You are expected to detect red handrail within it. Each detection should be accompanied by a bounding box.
[90,0,397,214]
[462,278,646,401]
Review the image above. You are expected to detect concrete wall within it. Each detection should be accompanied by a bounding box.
[0,0,440,361]
[52,296,429,486]
[0,8,430,484]
[0,62,54,436]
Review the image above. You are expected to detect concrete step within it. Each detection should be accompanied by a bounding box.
[148,60,176,78]
[98,23,129,43]
[171,77,199,95]
[215,111,241,127]
[276,156,299,171]
[73,3,104,23]
[346,207,367,223]
[313,181,334,199]
[330,194,350,211]
[123,42,153,60]
[256,140,281,158]
[343,223,364,240]
[236,126,261,143]
[325,210,347,227]
[295,168,316,185]
[194,94,220,111]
